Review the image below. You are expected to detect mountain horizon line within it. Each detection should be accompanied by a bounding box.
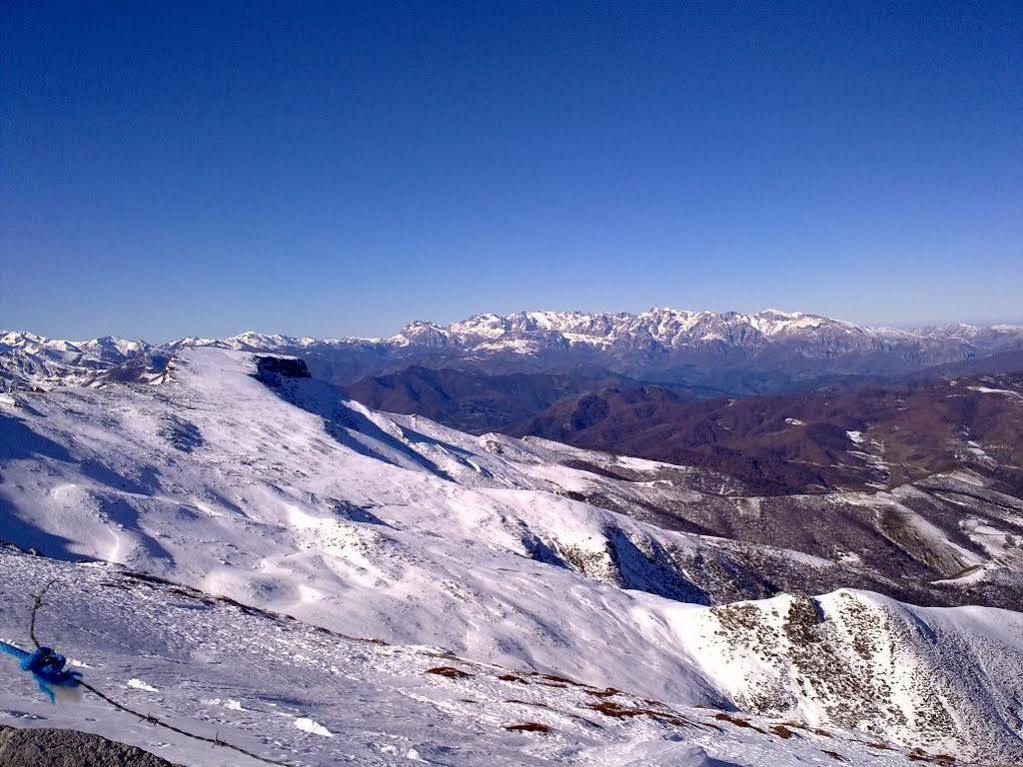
[5,306,1023,347]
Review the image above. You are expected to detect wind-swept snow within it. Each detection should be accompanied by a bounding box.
[0,349,831,704]
[0,548,998,766]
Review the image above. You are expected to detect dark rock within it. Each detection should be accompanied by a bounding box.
[254,355,311,380]
[0,725,182,767]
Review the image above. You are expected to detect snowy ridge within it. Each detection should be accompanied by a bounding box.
[1,347,1021,762]
[5,307,1023,391]
[0,331,151,391]
[389,307,1023,356]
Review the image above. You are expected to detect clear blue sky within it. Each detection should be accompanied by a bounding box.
[2,1,1020,341]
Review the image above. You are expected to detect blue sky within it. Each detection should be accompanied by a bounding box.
[2,1,1020,341]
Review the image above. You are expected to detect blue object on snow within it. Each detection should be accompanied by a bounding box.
[0,640,82,703]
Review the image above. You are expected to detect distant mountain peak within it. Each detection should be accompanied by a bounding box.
[4,307,1023,392]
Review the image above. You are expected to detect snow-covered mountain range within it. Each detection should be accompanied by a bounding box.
[392,307,1023,358]
[5,308,1023,393]
[2,346,1022,764]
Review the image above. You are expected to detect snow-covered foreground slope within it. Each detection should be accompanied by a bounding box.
[0,547,1004,767]
[1,349,1022,762]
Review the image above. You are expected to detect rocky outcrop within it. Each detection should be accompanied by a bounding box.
[0,725,181,767]
[254,355,311,380]
[686,590,1023,760]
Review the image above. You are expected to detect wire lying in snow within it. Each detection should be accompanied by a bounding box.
[29,578,56,649]
[0,580,295,767]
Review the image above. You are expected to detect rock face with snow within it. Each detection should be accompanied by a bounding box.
[685,590,1023,761]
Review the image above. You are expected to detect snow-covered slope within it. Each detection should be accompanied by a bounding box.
[1,348,1022,763]
[2,547,983,767]
[0,349,820,701]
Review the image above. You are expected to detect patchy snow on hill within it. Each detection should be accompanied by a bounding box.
[683,589,1023,760]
